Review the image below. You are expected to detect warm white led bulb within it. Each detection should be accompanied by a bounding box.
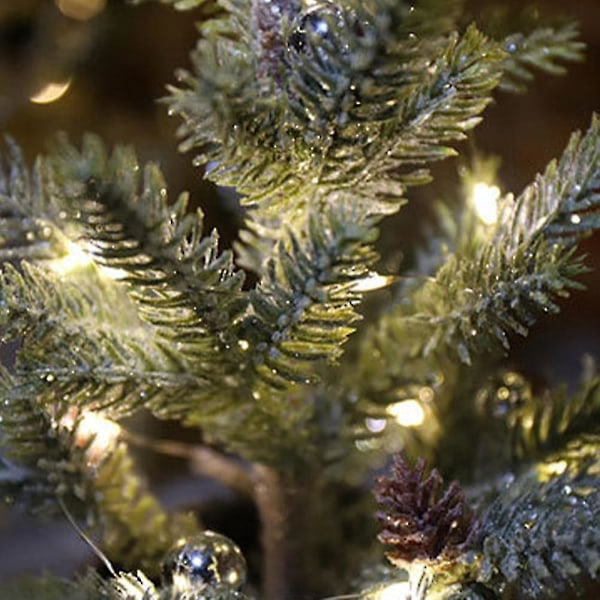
[350,273,396,293]
[370,581,411,600]
[49,241,93,274]
[387,399,425,427]
[472,182,500,225]
[30,79,72,105]
[55,0,106,21]
[59,409,121,468]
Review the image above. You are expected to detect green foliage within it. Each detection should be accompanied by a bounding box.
[0,261,201,419]
[499,22,585,93]
[0,368,198,575]
[168,2,504,236]
[356,115,599,374]
[44,135,246,371]
[510,363,600,462]
[0,571,251,600]
[247,209,377,405]
[0,139,67,262]
[0,0,599,599]
[471,5,585,94]
[476,462,600,599]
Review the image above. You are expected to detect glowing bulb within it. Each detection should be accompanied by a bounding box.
[471,182,500,225]
[369,582,411,600]
[97,265,128,280]
[350,273,397,293]
[49,241,93,274]
[30,78,72,104]
[59,410,121,468]
[76,412,121,459]
[539,459,568,479]
[387,400,425,427]
[56,0,106,20]
[365,417,387,433]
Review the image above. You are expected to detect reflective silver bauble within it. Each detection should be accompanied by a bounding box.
[162,530,247,592]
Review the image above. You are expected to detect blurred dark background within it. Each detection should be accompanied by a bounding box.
[0,0,598,590]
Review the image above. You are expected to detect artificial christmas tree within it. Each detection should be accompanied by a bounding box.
[0,0,599,598]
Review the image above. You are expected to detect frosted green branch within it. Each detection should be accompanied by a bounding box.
[169,2,504,237]
[476,460,600,598]
[499,22,585,93]
[0,369,198,576]
[378,114,599,365]
[510,363,600,463]
[0,140,68,261]
[43,135,247,372]
[0,262,202,417]
[246,209,377,411]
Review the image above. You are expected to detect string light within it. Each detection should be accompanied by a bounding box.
[366,581,411,600]
[30,78,73,105]
[471,182,500,225]
[60,410,121,468]
[55,0,106,21]
[48,241,128,280]
[387,399,425,427]
[538,459,568,480]
[350,273,397,293]
[365,417,387,433]
[49,241,94,274]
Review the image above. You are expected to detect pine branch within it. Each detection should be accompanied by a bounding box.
[375,114,599,365]
[476,461,600,598]
[347,25,503,205]
[169,2,504,236]
[0,262,202,418]
[499,22,585,93]
[510,365,600,463]
[0,139,66,262]
[393,0,466,39]
[0,372,198,576]
[340,114,599,465]
[43,135,247,372]
[245,209,377,409]
[0,570,251,600]
[472,4,585,95]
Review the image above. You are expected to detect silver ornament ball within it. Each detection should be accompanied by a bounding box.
[162,530,247,592]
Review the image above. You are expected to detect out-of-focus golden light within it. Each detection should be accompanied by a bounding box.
[539,459,568,480]
[76,412,121,465]
[350,273,397,293]
[49,241,128,280]
[30,78,72,104]
[387,399,426,427]
[49,241,93,274]
[56,0,106,21]
[368,582,411,600]
[59,409,121,468]
[365,417,387,433]
[471,182,500,225]
[97,265,128,281]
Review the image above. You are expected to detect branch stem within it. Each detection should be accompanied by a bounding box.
[251,464,291,600]
[121,429,254,497]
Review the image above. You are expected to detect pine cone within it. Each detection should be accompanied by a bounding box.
[374,454,477,566]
